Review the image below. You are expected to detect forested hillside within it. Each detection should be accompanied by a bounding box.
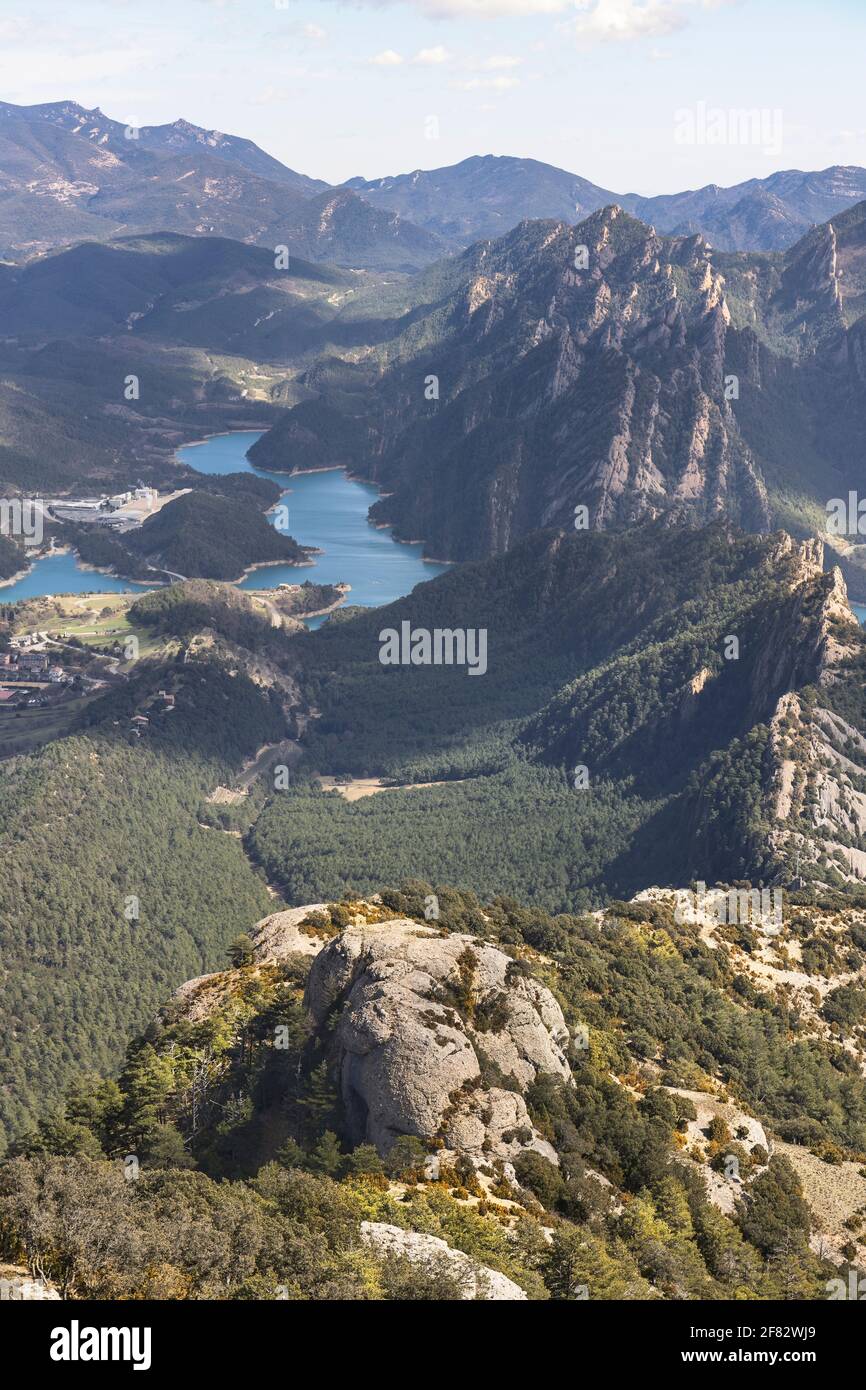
[0,232,387,494]
[0,533,25,581]
[4,884,866,1299]
[0,651,286,1147]
[125,492,309,581]
[2,523,866,1302]
[248,521,866,907]
[3,518,864,1150]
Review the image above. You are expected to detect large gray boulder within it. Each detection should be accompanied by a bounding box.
[304,920,572,1167]
[360,1222,528,1300]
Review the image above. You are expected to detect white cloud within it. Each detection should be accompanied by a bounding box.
[338,0,727,26]
[303,23,328,42]
[346,0,733,40]
[413,46,453,64]
[370,49,405,65]
[562,0,719,47]
[481,54,522,68]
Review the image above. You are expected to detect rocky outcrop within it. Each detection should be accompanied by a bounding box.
[304,920,572,1167]
[164,905,331,1024]
[251,905,330,961]
[663,1089,770,1216]
[360,1222,527,1300]
[756,558,866,880]
[0,1264,61,1300]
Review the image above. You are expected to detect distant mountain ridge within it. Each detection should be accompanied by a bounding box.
[1,100,864,269]
[344,154,618,244]
[621,166,866,252]
[0,100,444,270]
[347,154,866,253]
[0,100,328,196]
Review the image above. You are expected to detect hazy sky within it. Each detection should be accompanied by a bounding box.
[1,0,863,191]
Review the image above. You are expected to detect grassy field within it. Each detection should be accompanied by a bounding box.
[10,592,163,658]
[0,693,99,758]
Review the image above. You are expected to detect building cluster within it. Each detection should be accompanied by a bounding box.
[128,689,176,738]
[0,650,65,683]
[50,487,156,528]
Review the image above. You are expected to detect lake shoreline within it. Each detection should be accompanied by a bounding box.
[4,430,450,607]
[235,554,317,582]
[179,431,452,607]
[0,563,33,589]
[196,429,454,563]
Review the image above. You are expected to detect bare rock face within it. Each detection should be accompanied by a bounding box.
[0,1264,61,1300]
[165,905,331,1024]
[304,920,572,1166]
[360,1222,527,1300]
[251,904,330,961]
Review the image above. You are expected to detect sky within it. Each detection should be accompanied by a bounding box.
[0,0,863,192]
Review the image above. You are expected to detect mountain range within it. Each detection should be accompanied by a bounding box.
[249,199,866,594]
[5,96,866,1307]
[349,156,866,255]
[0,100,444,271]
[3,159,865,595]
[2,100,866,271]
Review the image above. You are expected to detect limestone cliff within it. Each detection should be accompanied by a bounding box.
[249,201,866,567]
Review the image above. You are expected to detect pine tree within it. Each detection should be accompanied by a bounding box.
[227,934,255,968]
[309,1130,343,1176]
[143,1122,196,1170]
[296,1061,336,1142]
[344,1143,385,1176]
[116,1044,176,1150]
[542,1227,635,1300]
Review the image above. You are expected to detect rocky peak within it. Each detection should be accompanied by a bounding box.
[780,220,844,320]
[794,534,825,576]
[304,919,573,1169]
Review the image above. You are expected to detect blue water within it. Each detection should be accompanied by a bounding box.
[7,432,866,632]
[1,551,148,602]
[177,431,449,621]
[2,431,449,617]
